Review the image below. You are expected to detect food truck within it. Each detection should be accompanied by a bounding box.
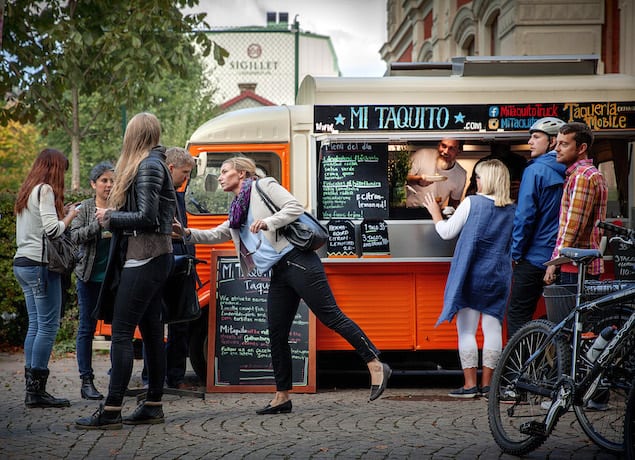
[98,56,635,384]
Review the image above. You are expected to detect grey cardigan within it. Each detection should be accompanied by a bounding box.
[188,177,304,276]
[70,197,103,281]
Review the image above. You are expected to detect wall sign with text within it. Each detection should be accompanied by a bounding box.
[314,102,635,133]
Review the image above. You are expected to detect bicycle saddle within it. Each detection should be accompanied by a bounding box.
[559,247,602,264]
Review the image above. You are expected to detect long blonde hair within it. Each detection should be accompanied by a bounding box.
[108,112,161,209]
[474,159,514,207]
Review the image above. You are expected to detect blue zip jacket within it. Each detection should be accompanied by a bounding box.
[511,151,566,269]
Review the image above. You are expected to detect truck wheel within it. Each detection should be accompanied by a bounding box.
[188,307,208,384]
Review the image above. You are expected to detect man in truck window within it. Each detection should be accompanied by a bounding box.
[406,138,467,211]
[507,117,565,339]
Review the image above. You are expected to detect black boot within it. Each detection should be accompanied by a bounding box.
[80,375,104,400]
[26,368,71,408]
[75,404,122,430]
[24,367,31,406]
[122,401,164,425]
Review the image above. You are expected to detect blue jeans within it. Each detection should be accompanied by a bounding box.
[13,265,61,370]
[105,253,173,407]
[506,261,545,339]
[268,249,379,391]
[76,279,101,379]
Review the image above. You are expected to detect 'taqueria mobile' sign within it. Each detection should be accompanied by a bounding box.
[314,102,635,133]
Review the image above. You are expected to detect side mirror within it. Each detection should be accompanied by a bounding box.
[196,152,207,177]
[205,174,218,192]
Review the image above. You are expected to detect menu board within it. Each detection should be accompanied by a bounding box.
[327,219,358,257]
[207,251,316,393]
[318,143,389,220]
[361,220,390,257]
[610,241,635,280]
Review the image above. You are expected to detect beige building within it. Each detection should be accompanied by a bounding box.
[202,12,340,110]
[380,0,634,76]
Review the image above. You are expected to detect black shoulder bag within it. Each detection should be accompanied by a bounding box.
[255,179,328,252]
[38,185,79,275]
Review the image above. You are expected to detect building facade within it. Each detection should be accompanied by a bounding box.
[202,12,340,110]
[380,0,634,76]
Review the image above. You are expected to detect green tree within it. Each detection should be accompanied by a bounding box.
[0,122,43,192]
[1,0,227,190]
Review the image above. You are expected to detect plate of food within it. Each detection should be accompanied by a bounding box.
[424,174,447,182]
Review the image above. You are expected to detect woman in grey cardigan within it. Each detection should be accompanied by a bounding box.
[70,161,114,400]
[179,156,391,414]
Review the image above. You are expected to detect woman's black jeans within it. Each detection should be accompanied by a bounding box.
[268,249,379,391]
[105,253,172,407]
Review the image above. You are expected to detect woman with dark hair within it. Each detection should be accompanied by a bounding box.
[13,148,80,408]
[75,112,176,430]
[70,161,114,400]
[178,156,391,414]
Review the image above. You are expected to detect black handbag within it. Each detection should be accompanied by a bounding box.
[255,179,328,251]
[37,186,79,275]
[163,254,204,324]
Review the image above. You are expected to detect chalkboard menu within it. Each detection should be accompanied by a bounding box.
[361,220,390,257]
[610,241,635,280]
[327,219,358,257]
[318,143,389,220]
[208,251,316,393]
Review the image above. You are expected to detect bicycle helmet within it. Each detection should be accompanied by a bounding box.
[529,117,565,136]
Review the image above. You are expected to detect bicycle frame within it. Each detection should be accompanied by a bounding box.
[513,278,635,435]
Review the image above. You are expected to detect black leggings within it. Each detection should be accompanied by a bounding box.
[267,249,379,391]
[105,253,172,407]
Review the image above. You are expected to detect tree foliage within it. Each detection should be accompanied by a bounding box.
[0,122,43,192]
[1,0,224,190]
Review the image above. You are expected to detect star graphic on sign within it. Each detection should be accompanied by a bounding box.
[334,113,346,125]
[454,112,465,124]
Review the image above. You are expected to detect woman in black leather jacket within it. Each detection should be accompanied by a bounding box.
[76,112,176,430]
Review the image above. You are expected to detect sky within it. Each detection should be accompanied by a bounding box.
[184,0,388,77]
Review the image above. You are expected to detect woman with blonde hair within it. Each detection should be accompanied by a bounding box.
[76,112,176,429]
[13,148,80,408]
[423,159,515,399]
[178,156,391,414]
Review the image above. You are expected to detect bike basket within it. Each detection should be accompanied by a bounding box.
[543,280,634,324]
[543,284,577,323]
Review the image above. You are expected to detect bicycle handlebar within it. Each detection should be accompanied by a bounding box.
[596,220,634,241]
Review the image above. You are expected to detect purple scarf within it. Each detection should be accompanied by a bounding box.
[229,178,254,229]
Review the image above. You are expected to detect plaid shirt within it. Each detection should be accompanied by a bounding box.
[552,158,608,275]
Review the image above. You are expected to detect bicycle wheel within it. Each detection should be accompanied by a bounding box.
[488,319,571,455]
[574,304,635,454]
[626,378,635,460]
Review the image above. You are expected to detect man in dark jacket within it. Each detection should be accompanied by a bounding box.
[507,117,566,339]
[164,147,197,389]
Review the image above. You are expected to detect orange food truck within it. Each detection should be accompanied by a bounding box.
[98,56,635,386]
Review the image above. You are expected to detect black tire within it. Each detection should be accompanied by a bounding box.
[488,319,571,456]
[626,378,635,460]
[188,307,208,385]
[573,303,635,454]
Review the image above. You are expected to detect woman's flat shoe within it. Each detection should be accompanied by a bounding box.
[369,363,392,401]
[256,400,292,415]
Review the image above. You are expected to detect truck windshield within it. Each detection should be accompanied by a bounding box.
[186,151,282,215]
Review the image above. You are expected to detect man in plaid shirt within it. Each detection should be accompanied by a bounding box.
[544,122,608,286]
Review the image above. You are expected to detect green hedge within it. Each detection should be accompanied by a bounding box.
[0,190,90,348]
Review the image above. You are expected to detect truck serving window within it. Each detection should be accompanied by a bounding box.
[186,151,282,215]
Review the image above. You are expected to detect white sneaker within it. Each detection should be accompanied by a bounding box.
[585,399,608,411]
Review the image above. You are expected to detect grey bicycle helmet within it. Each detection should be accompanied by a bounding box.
[529,117,565,136]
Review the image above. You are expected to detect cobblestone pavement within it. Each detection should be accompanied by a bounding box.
[0,351,622,459]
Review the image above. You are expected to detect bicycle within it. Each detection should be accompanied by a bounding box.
[626,378,635,460]
[488,221,635,456]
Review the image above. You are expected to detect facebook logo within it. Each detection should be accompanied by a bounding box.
[489,106,499,117]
